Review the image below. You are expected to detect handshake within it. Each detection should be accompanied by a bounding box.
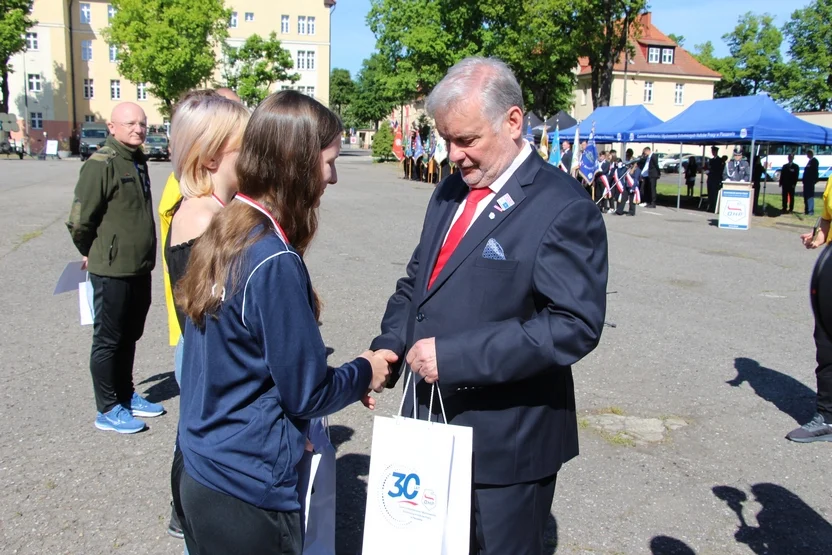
[358,349,399,410]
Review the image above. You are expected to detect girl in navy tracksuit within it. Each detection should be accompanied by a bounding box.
[174,91,393,555]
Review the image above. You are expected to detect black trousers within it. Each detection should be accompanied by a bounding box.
[89,273,151,413]
[707,181,721,212]
[813,323,832,423]
[615,189,636,216]
[470,474,557,555]
[643,176,657,205]
[782,185,795,212]
[594,181,611,211]
[180,471,303,555]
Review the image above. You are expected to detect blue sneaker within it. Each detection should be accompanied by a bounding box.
[95,405,146,434]
[129,392,165,417]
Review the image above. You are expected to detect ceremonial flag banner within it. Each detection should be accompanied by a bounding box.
[413,133,424,160]
[362,373,473,555]
[524,116,534,144]
[539,124,549,159]
[570,124,581,175]
[548,125,562,167]
[392,124,404,162]
[434,135,448,165]
[579,129,598,184]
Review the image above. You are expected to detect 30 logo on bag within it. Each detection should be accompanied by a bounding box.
[378,465,439,527]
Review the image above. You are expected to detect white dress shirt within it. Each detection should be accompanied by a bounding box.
[443,141,534,244]
[641,154,651,177]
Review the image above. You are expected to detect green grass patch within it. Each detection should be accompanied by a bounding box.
[598,406,625,416]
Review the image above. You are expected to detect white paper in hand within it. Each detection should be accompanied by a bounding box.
[79,280,94,325]
[54,261,87,295]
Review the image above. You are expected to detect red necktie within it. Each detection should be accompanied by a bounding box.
[428,187,491,289]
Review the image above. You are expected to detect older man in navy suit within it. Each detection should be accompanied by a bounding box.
[370,57,609,555]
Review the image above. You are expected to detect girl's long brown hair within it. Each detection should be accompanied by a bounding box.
[177,91,343,326]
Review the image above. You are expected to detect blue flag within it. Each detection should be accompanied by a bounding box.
[579,129,599,184]
[548,125,562,166]
[413,133,424,160]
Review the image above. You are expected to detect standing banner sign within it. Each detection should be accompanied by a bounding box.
[362,373,473,555]
[718,182,753,230]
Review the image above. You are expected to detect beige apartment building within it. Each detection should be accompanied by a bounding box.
[7,0,335,149]
[572,12,720,154]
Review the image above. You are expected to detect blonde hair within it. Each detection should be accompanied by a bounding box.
[170,96,250,199]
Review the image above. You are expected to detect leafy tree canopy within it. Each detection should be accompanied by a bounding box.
[781,0,832,111]
[223,32,298,107]
[1,0,36,114]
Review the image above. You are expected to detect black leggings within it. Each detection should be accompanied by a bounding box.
[179,471,303,555]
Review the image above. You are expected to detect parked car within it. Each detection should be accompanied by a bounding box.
[662,153,696,173]
[143,133,170,161]
[79,123,109,161]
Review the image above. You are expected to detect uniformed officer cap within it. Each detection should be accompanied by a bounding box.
[733,146,743,155]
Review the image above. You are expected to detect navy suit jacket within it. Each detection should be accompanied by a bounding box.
[371,150,609,486]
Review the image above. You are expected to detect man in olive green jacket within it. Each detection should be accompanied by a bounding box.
[67,102,163,434]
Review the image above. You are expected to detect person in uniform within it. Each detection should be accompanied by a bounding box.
[66,102,161,434]
[614,150,637,216]
[594,150,612,213]
[724,146,751,182]
[779,153,800,214]
[707,146,725,213]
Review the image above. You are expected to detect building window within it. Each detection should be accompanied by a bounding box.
[109,45,118,62]
[662,48,674,64]
[281,15,289,34]
[27,74,42,92]
[296,51,306,70]
[137,82,147,101]
[80,3,91,24]
[308,17,316,35]
[298,16,307,35]
[108,4,116,20]
[85,115,96,123]
[581,87,587,106]
[306,51,315,70]
[229,12,237,28]
[31,112,43,130]
[81,40,92,61]
[674,83,684,105]
[110,79,121,100]
[281,85,292,91]
[84,79,94,99]
[643,81,654,103]
[26,32,38,51]
[648,47,660,64]
[245,12,254,22]
[305,86,315,98]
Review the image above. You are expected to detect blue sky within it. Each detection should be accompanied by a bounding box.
[331,0,807,77]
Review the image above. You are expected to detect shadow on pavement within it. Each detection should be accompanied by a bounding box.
[650,535,696,554]
[727,357,815,424]
[713,483,832,554]
[138,371,180,404]
[544,513,558,554]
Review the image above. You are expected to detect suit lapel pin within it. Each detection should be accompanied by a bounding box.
[489,212,495,219]
[496,193,515,211]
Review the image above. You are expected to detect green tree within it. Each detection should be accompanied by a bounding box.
[668,33,685,46]
[371,121,394,161]
[329,68,355,118]
[720,12,785,96]
[104,0,230,115]
[693,41,743,98]
[781,0,832,111]
[349,53,397,130]
[223,33,298,107]
[574,0,648,108]
[366,0,582,118]
[0,0,36,115]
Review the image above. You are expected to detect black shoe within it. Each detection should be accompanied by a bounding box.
[167,504,184,540]
[647,204,657,209]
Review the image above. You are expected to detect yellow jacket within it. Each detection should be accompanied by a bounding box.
[159,172,183,345]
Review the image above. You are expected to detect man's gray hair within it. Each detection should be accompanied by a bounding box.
[426,57,524,131]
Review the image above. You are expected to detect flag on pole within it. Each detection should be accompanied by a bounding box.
[413,133,424,160]
[392,122,404,161]
[579,124,598,184]
[524,115,534,144]
[548,124,561,167]
[570,124,581,176]
[433,134,448,165]
[538,123,549,159]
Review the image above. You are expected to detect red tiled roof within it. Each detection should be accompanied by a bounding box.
[578,12,721,80]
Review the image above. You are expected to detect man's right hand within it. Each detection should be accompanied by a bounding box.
[81,256,88,270]
[801,229,825,249]
[360,349,398,392]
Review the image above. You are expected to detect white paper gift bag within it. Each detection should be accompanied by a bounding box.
[362,372,473,555]
[78,278,94,326]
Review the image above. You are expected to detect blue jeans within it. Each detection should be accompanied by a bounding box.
[806,195,815,215]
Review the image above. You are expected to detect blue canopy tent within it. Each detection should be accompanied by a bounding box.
[549,105,663,143]
[632,95,832,210]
